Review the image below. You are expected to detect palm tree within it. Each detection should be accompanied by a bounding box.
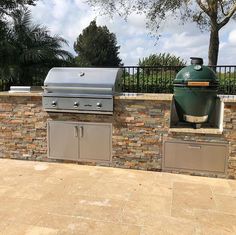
[0,8,73,86]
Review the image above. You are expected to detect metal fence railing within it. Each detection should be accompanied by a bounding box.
[122,66,183,94]
[122,65,236,94]
[1,65,236,94]
[0,79,10,92]
[212,66,236,95]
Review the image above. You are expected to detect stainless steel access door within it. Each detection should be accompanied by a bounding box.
[163,140,228,174]
[48,121,79,161]
[48,121,112,162]
[79,123,112,162]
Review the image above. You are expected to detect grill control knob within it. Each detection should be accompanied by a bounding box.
[51,101,57,107]
[97,102,102,108]
[73,102,79,108]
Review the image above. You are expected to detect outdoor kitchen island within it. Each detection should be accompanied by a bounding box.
[0,91,235,179]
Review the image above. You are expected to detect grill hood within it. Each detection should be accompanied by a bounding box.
[44,67,123,96]
[43,67,123,114]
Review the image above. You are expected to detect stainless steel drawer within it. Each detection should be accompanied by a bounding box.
[163,141,228,174]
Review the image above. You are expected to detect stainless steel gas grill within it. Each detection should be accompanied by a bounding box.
[42,67,123,114]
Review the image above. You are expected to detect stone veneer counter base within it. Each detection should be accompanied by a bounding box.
[0,92,235,179]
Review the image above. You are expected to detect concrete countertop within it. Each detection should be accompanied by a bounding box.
[0,91,43,97]
[220,98,236,103]
[115,93,173,101]
[116,94,236,103]
[218,95,236,103]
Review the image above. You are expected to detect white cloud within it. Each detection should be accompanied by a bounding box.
[74,0,90,11]
[154,32,209,64]
[162,32,208,50]
[29,0,236,65]
[218,40,236,65]
[51,0,70,20]
[128,13,147,29]
[228,30,236,44]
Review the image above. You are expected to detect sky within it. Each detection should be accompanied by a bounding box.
[30,0,236,65]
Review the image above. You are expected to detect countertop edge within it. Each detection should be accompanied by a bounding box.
[0,92,43,97]
[1,92,236,103]
[114,94,173,101]
[169,128,223,135]
[221,99,236,104]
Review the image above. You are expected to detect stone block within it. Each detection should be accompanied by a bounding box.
[0,103,13,112]
[125,117,135,122]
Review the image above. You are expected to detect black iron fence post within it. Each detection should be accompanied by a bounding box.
[136,67,140,93]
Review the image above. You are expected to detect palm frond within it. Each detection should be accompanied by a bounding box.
[1,7,74,85]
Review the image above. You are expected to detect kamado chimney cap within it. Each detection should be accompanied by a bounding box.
[190,57,203,65]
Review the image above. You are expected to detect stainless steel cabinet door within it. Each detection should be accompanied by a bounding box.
[48,121,79,161]
[79,123,112,162]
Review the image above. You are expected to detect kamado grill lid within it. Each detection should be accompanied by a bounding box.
[174,57,219,87]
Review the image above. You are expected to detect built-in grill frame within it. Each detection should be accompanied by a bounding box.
[42,67,123,114]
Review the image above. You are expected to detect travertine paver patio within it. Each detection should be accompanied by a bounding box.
[0,159,236,235]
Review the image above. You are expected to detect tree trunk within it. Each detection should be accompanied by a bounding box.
[208,27,219,66]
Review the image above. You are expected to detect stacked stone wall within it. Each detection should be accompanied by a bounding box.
[0,94,235,178]
[223,103,236,178]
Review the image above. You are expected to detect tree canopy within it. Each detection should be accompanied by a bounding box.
[0,0,36,13]
[139,53,186,67]
[74,20,122,67]
[0,8,73,86]
[0,0,37,40]
[87,0,236,65]
[0,0,37,24]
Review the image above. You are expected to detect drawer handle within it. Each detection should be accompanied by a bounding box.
[79,126,83,138]
[188,145,201,149]
[74,126,78,137]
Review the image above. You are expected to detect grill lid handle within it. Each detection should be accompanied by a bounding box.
[187,82,209,87]
[44,86,113,92]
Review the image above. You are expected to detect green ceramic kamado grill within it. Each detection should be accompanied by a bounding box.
[174,57,219,128]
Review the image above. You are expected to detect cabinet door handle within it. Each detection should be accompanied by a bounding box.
[79,126,83,138]
[74,126,78,137]
[188,145,201,149]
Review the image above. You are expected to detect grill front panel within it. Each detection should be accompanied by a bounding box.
[43,96,113,114]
